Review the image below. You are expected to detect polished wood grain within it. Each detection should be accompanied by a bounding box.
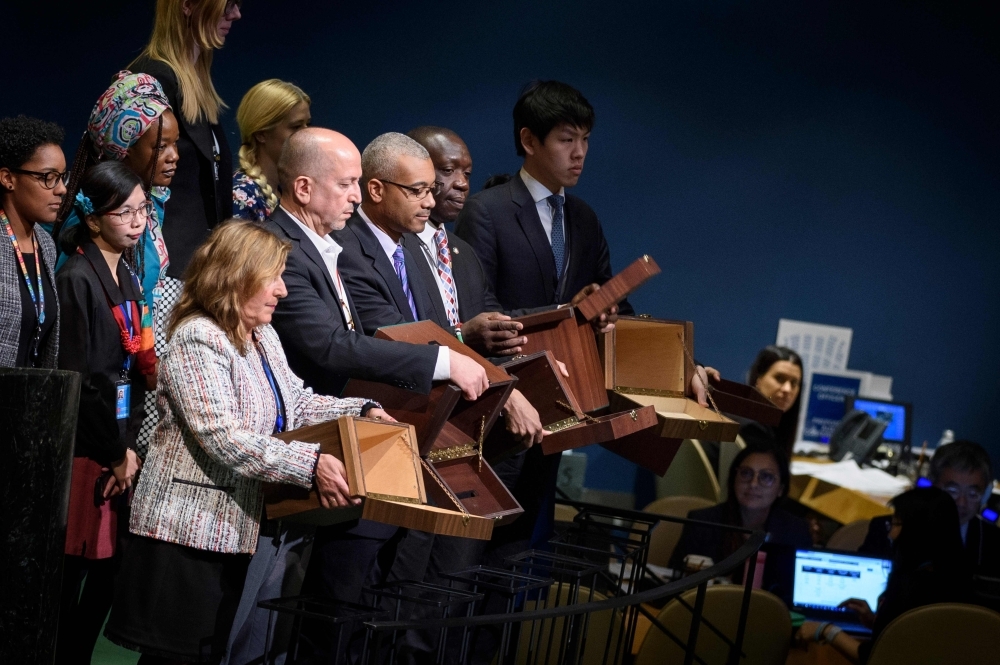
[609,391,740,443]
[601,427,684,476]
[541,404,659,454]
[575,255,661,321]
[513,307,608,413]
[424,457,523,526]
[709,376,783,427]
[373,319,510,383]
[602,317,694,393]
[362,497,494,540]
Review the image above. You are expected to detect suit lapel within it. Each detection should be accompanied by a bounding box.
[509,175,557,304]
[402,234,450,327]
[446,231,475,322]
[351,217,416,321]
[273,208,340,300]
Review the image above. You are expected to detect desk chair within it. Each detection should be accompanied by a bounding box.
[642,496,716,568]
[655,440,721,503]
[826,519,871,552]
[717,436,747,501]
[867,602,1000,665]
[635,586,790,665]
[516,586,621,665]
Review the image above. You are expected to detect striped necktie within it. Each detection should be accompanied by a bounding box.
[432,227,461,326]
[547,193,566,277]
[392,245,419,321]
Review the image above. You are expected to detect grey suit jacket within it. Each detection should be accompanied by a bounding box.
[0,225,59,368]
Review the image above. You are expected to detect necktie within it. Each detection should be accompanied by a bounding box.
[547,193,566,277]
[392,245,419,320]
[432,228,461,326]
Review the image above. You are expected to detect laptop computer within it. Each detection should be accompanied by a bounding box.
[791,548,893,635]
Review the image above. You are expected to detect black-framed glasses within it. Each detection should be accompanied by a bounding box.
[380,179,436,201]
[106,201,154,225]
[736,466,778,488]
[10,168,69,190]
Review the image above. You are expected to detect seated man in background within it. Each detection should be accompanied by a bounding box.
[860,439,1000,578]
[670,442,812,574]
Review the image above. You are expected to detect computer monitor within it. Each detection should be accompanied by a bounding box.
[845,396,911,448]
[792,549,893,614]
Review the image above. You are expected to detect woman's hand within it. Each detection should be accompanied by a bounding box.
[795,621,823,645]
[107,449,142,498]
[315,453,361,509]
[839,598,876,628]
[365,408,396,422]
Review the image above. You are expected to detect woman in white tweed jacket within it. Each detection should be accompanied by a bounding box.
[106,221,387,663]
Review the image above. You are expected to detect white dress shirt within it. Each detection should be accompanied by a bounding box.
[356,206,450,379]
[413,221,460,315]
[519,167,566,245]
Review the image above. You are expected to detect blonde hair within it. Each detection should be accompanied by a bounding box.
[237,79,311,211]
[170,220,291,354]
[133,0,228,125]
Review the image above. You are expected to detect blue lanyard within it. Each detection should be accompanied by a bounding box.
[256,343,285,433]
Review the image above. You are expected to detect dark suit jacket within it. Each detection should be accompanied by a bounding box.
[860,514,1000,577]
[334,214,448,334]
[129,57,233,278]
[263,207,438,396]
[455,173,633,314]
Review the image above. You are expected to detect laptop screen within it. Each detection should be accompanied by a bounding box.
[792,549,892,612]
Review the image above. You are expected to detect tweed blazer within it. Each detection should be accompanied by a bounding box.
[129,316,368,554]
[0,224,59,368]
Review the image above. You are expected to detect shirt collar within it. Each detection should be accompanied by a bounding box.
[281,205,343,258]
[415,219,444,248]
[81,239,141,304]
[357,205,400,260]
[520,167,565,203]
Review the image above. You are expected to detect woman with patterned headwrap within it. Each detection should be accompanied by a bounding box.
[52,70,180,456]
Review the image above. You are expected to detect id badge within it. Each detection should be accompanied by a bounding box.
[115,380,131,420]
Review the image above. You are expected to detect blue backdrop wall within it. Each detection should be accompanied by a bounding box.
[6,1,998,491]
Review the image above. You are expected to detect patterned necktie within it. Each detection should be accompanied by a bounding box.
[547,193,566,277]
[392,245,419,320]
[432,227,461,326]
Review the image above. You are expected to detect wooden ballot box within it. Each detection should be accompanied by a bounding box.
[601,316,740,475]
[342,321,522,528]
[263,417,494,540]
[484,350,657,460]
[708,376,783,427]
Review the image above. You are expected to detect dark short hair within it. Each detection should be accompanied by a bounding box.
[0,115,65,171]
[512,80,595,157]
[65,161,143,251]
[482,173,512,190]
[930,440,993,487]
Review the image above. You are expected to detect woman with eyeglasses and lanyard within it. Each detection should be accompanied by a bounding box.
[129,0,242,303]
[669,441,812,574]
[0,115,66,369]
[55,161,154,665]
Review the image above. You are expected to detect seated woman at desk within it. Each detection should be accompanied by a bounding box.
[796,487,972,663]
[670,442,811,572]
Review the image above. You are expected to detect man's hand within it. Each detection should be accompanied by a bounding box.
[690,365,722,408]
[569,283,618,333]
[315,453,360,509]
[461,312,526,356]
[450,353,490,400]
[502,389,546,447]
[839,598,876,628]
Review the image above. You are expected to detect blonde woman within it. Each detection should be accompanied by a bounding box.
[104,220,387,663]
[233,79,311,222]
[129,0,242,284]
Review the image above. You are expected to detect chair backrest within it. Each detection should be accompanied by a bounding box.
[717,436,747,502]
[516,586,621,665]
[867,602,1000,665]
[826,519,870,552]
[655,440,721,503]
[642,495,717,568]
[635,587,791,665]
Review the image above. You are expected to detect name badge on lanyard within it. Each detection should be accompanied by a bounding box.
[115,380,131,420]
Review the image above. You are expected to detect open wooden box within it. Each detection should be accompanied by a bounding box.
[708,377,783,427]
[262,417,494,540]
[342,321,522,528]
[601,316,740,474]
[483,350,657,460]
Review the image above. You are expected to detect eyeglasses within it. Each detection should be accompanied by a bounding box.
[380,179,436,201]
[10,168,69,190]
[943,484,985,504]
[106,202,154,225]
[736,466,778,488]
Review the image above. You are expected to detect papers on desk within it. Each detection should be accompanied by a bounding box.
[791,459,912,498]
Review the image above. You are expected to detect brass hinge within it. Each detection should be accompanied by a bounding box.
[544,416,581,433]
[426,443,478,463]
[366,492,422,505]
[614,386,686,398]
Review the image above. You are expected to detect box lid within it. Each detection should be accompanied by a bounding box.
[575,255,661,322]
[708,377,783,427]
[602,316,694,396]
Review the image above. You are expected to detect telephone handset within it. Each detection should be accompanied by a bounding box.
[828,409,887,464]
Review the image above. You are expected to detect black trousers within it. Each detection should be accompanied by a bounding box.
[56,555,116,665]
